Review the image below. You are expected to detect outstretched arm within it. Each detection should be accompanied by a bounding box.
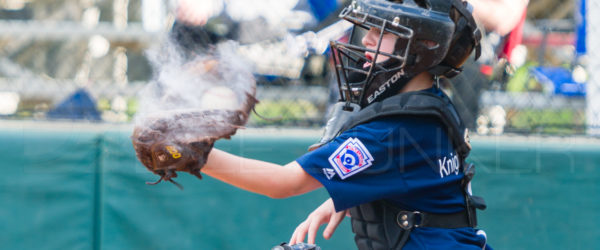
[202,148,322,198]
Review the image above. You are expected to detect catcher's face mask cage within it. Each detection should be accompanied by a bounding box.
[330,3,412,106]
[330,0,481,106]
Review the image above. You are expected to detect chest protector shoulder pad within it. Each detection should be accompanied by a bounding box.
[337,89,471,159]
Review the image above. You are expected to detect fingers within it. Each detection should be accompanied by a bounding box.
[290,199,336,245]
[323,210,346,240]
[290,221,308,245]
[307,216,321,245]
[289,222,299,244]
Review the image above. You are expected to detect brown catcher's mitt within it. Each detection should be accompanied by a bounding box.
[131,93,257,188]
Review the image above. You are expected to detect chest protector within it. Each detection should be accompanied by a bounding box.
[331,89,486,250]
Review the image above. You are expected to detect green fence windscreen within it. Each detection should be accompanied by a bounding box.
[1,127,599,249]
[0,129,99,250]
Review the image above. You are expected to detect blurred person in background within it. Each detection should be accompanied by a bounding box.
[447,0,529,130]
[471,0,529,37]
[170,0,341,83]
[170,0,237,58]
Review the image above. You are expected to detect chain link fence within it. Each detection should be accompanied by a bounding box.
[585,0,600,135]
[446,0,598,137]
[0,0,332,127]
[0,0,599,136]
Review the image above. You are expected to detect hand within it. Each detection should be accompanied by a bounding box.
[289,198,347,245]
[131,109,256,188]
[176,0,213,26]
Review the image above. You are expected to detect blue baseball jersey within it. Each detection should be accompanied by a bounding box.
[296,87,491,249]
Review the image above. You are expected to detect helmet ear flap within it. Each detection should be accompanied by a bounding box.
[442,15,475,71]
[430,0,481,78]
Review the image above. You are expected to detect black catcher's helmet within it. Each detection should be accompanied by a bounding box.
[330,0,481,107]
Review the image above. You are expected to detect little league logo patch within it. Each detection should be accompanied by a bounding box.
[328,138,374,180]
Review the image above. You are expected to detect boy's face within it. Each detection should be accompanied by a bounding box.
[361,27,398,68]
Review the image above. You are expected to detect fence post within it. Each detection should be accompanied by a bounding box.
[142,0,166,32]
[586,0,600,135]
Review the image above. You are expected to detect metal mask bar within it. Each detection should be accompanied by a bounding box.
[331,42,368,103]
[330,41,352,103]
[329,4,416,105]
[358,22,387,105]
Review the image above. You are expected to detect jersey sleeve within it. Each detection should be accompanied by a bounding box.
[296,125,410,211]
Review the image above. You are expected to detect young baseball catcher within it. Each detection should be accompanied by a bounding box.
[132,0,490,249]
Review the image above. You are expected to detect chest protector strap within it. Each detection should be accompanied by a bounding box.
[334,89,486,250]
